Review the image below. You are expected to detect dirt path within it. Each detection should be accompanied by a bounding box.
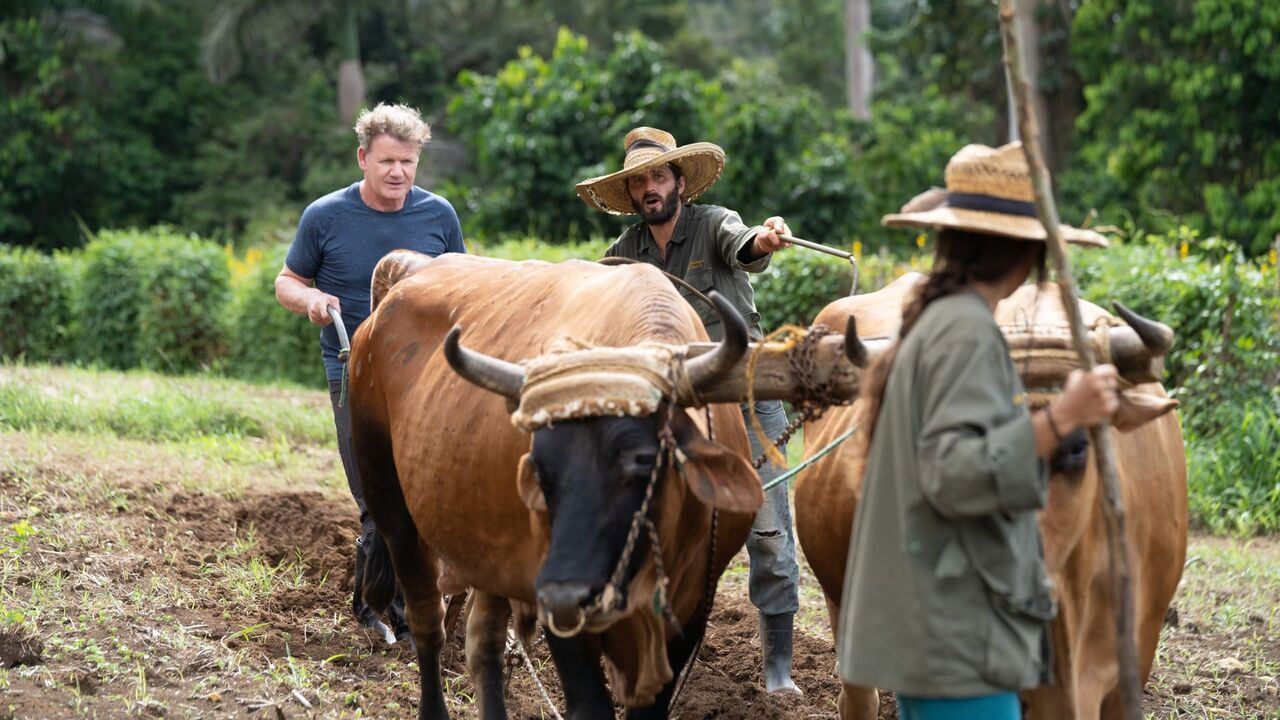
[1,433,1276,719]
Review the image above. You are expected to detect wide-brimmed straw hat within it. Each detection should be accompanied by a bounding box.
[882,142,1107,248]
[576,127,726,216]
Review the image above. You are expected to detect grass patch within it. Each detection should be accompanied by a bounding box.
[0,363,332,448]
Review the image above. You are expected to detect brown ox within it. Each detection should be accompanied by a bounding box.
[348,253,766,720]
[795,273,1187,719]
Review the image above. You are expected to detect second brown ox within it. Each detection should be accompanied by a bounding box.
[796,273,1187,719]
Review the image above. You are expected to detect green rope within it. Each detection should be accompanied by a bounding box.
[760,422,860,493]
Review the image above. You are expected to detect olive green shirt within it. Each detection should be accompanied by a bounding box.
[605,204,771,341]
[837,289,1054,697]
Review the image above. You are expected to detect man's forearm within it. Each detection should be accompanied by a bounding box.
[275,275,318,316]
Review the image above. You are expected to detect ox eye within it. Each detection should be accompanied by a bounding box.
[621,449,658,479]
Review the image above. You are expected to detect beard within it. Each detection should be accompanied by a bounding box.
[631,184,681,225]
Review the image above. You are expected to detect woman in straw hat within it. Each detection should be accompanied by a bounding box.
[836,143,1119,719]
[578,126,805,695]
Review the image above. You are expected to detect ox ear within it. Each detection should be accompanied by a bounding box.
[1112,391,1178,432]
[670,411,764,514]
[516,453,547,512]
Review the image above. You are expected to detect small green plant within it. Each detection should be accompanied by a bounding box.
[4,520,36,558]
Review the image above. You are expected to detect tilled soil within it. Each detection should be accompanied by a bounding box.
[0,438,1276,719]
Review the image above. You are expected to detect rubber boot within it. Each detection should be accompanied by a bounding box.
[760,612,802,695]
[353,538,396,645]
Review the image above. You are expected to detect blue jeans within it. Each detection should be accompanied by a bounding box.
[739,400,800,616]
[898,693,1021,720]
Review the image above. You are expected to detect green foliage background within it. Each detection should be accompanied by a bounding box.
[2,0,1278,532]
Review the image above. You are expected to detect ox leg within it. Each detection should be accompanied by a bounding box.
[395,536,450,720]
[545,632,612,720]
[824,596,878,720]
[465,590,511,720]
[352,421,449,718]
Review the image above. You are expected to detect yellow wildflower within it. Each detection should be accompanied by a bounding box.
[1178,241,1189,260]
[915,233,926,249]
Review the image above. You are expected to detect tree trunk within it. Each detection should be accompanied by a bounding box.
[337,0,365,124]
[844,0,872,120]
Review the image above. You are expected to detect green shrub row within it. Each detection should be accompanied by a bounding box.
[0,231,324,387]
[1073,227,1280,438]
[4,226,1278,536]
[75,227,231,373]
[0,246,74,362]
[1074,226,1280,534]
[224,245,322,388]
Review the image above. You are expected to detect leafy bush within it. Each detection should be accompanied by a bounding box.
[0,245,74,362]
[1074,226,1280,437]
[704,62,870,244]
[76,232,153,369]
[224,245,325,388]
[751,244,924,331]
[1070,0,1280,255]
[76,227,230,372]
[471,237,613,262]
[448,30,871,245]
[1186,396,1280,535]
[1075,226,1280,534]
[136,234,231,373]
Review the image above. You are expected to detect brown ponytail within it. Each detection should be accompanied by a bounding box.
[859,230,1046,442]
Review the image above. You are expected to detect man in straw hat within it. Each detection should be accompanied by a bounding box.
[837,142,1116,719]
[577,126,804,695]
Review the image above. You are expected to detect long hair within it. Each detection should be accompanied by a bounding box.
[859,230,1047,441]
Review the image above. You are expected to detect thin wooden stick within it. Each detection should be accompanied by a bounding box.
[997,3,1143,719]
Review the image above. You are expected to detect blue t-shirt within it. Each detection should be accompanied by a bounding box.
[286,182,466,380]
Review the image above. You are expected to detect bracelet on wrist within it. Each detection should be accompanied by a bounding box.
[1045,404,1065,443]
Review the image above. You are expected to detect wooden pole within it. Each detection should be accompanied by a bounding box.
[997,3,1144,719]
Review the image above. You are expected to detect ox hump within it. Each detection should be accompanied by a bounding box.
[370,249,437,312]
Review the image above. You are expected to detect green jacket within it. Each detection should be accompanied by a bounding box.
[605,204,770,341]
[837,289,1055,697]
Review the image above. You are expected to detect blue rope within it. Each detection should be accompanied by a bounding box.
[760,422,861,492]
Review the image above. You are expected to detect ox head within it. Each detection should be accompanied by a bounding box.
[444,292,763,636]
[1000,298,1180,479]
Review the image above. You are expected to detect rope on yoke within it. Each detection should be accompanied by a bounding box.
[746,323,850,471]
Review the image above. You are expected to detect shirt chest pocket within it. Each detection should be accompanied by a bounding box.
[678,267,721,336]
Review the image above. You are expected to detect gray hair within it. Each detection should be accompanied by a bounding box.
[354,103,431,151]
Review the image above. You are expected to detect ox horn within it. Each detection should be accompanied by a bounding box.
[844,315,869,368]
[685,291,750,389]
[1112,301,1174,355]
[443,324,526,399]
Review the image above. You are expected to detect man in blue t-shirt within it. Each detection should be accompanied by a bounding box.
[275,103,465,643]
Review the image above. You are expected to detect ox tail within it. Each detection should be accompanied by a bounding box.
[361,531,397,613]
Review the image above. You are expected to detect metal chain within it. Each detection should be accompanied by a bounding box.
[750,324,850,469]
